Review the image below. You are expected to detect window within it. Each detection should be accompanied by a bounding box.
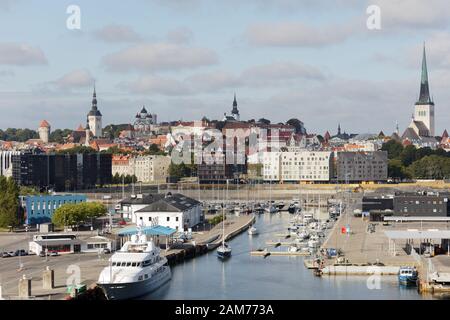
[167,217,170,222]
[176,217,179,222]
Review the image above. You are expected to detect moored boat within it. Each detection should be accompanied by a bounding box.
[398,266,418,286]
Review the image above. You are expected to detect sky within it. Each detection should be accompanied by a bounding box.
[0,0,450,136]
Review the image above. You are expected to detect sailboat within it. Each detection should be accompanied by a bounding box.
[217,201,232,259]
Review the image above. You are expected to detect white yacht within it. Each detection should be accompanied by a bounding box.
[97,228,171,300]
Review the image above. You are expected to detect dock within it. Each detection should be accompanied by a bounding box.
[250,251,310,257]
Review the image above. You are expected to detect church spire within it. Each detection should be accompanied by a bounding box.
[92,84,98,110]
[417,43,433,105]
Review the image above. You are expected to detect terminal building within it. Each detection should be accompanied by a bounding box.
[28,233,112,255]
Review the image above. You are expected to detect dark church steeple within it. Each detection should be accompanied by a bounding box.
[416,44,434,105]
[231,93,240,121]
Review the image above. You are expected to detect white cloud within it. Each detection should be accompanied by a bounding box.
[0,43,47,66]
[53,69,95,90]
[102,43,218,72]
[121,75,191,96]
[166,27,194,44]
[120,61,325,96]
[241,62,326,84]
[245,22,355,47]
[373,0,450,29]
[93,24,142,43]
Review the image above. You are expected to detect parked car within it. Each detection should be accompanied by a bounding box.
[1,252,11,258]
[102,248,111,254]
[39,251,46,257]
[49,251,60,257]
[15,249,28,256]
[7,251,16,257]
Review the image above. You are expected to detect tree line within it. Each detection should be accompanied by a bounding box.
[381,140,450,180]
[52,202,107,227]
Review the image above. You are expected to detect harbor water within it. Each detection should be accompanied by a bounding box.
[147,212,429,300]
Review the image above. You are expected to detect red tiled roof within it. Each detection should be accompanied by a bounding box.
[39,120,50,128]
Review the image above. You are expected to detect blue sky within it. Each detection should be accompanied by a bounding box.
[1,0,450,136]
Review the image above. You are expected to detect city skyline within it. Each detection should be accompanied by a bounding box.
[1,1,450,135]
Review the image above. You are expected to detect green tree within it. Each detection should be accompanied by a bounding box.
[0,177,20,228]
[52,202,107,227]
[57,146,97,154]
[388,159,410,180]
[399,145,417,166]
[381,140,404,160]
[409,155,450,179]
[49,129,73,143]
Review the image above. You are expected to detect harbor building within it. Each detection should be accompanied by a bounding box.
[21,194,87,225]
[120,193,203,231]
[28,233,112,255]
[335,151,388,183]
[393,191,450,217]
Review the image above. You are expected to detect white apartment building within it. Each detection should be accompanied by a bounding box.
[133,155,171,183]
[262,152,281,181]
[263,151,333,182]
[112,155,171,183]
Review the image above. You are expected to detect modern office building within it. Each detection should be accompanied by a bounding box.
[11,153,112,191]
[21,194,87,225]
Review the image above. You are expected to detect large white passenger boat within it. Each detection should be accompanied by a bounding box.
[97,227,171,300]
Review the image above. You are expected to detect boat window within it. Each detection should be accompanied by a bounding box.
[126,262,132,267]
[138,276,143,281]
[112,262,116,266]
[132,262,137,267]
[121,262,126,267]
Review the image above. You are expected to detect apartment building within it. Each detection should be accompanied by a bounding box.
[335,151,388,182]
[263,151,333,182]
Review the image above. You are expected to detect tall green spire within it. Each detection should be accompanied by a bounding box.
[417,43,433,105]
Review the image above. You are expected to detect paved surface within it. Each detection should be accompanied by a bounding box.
[0,252,109,299]
[322,193,415,266]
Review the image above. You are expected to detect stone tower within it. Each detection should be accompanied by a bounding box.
[38,120,51,143]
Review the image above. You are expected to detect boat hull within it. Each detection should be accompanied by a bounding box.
[217,250,232,259]
[97,266,171,300]
[398,275,418,286]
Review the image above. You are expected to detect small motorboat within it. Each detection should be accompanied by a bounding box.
[398,266,418,286]
[248,226,258,235]
[265,205,278,214]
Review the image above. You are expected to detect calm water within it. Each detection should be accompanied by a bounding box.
[146,213,428,300]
